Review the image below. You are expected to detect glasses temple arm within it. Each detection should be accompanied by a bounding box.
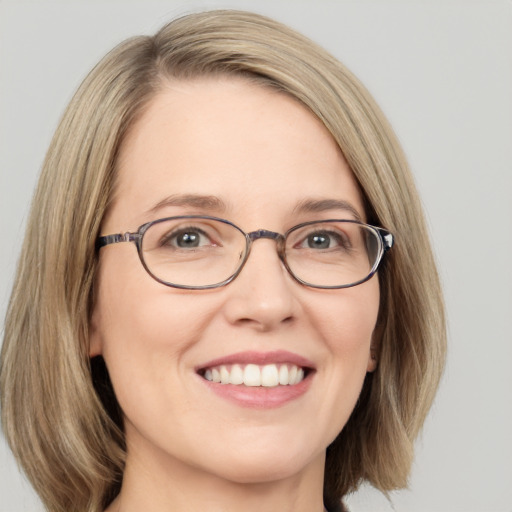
[379,230,394,251]
[97,232,139,249]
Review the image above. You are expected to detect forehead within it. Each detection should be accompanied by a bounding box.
[108,77,364,230]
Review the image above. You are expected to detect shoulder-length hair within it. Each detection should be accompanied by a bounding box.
[0,10,446,512]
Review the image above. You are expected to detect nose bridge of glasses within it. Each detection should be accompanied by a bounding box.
[246,229,287,262]
[247,229,283,242]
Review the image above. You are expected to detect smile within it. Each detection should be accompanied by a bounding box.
[201,363,306,387]
[195,350,315,408]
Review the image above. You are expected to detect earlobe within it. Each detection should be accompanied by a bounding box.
[366,345,378,372]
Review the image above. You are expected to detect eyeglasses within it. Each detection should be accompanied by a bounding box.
[97,216,394,290]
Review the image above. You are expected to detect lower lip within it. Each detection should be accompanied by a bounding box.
[199,373,313,409]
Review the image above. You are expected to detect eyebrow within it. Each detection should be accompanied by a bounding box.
[293,198,363,222]
[146,194,362,222]
[146,194,228,215]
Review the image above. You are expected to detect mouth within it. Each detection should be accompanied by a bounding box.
[198,363,311,387]
[195,350,315,390]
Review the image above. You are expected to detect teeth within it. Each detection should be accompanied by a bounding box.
[220,366,230,384]
[244,364,261,386]
[202,363,306,387]
[289,364,297,384]
[261,364,279,387]
[229,364,244,385]
[212,367,221,383]
[278,364,289,385]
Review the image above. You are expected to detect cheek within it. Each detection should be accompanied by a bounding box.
[91,251,211,407]
[94,246,205,351]
[96,287,201,373]
[313,280,380,353]
[306,281,379,431]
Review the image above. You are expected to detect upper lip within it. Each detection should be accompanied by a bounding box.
[195,350,316,372]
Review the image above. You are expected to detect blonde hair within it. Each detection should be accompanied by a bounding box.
[0,10,446,512]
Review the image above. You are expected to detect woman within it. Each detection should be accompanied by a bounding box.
[0,10,446,512]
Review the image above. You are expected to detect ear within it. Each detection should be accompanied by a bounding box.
[89,303,103,357]
[366,343,378,373]
[367,322,383,373]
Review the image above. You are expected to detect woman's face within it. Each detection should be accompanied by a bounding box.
[90,77,379,485]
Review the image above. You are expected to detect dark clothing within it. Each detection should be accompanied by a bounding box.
[327,501,347,512]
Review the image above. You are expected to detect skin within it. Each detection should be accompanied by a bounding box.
[90,77,380,512]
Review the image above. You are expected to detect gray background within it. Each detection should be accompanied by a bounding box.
[1,1,511,511]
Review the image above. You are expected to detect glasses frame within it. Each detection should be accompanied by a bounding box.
[97,215,394,290]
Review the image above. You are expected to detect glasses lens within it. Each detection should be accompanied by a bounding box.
[141,218,247,288]
[285,221,382,287]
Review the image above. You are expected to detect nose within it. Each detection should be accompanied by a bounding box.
[221,236,299,332]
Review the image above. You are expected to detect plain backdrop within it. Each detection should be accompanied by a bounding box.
[1,1,511,511]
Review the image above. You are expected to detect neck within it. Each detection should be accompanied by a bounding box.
[107,441,327,512]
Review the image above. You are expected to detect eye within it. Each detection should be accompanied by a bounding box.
[162,227,215,249]
[299,230,350,250]
[306,232,332,249]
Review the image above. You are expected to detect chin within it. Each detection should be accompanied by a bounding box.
[197,442,324,485]
[209,462,308,485]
